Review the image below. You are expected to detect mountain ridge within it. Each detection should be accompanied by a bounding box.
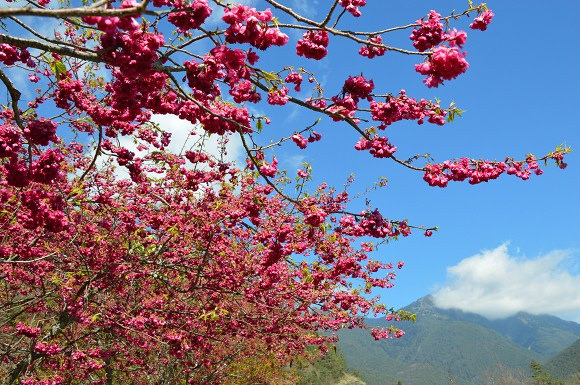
[411,295,580,357]
[336,295,580,385]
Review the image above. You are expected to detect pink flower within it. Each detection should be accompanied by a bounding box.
[222,5,288,50]
[267,87,289,105]
[339,0,366,17]
[359,35,386,58]
[470,10,494,31]
[410,10,444,52]
[33,342,61,356]
[308,131,322,142]
[343,75,374,101]
[415,46,469,88]
[23,119,59,146]
[291,133,308,149]
[259,156,278,177]
[168,0,212,32]
[16,322,41,338]
[285,71,303,91]
[296,30,329,60]
[304,206,327,227]
[445,29,467,48]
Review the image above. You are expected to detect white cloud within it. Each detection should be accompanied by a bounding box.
[432,244,580,321]
[289,0,319,18]
[149,114,243,163]
[96,114,244,179]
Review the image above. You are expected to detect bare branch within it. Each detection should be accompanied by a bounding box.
[0,4,145,18]
[8,16,99,54]
[0,33,101,62]
[0,68,25,130]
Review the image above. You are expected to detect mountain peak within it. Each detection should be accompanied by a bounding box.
[421,294,435,304]
[401,295,443,318]
[417,294,436,308]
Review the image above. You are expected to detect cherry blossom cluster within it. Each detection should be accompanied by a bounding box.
[470,10,495,31]
[24,119,60,146]
[285,71,303,91]
[267,86,290,105]
[230,79,261,103]
[422,153,567,188]
[33,342,62,356]
[198,100,252,135]
[291,130,322,150]
[446,28,468,48]
[343,75,375,102]
[223,5,289,50]
[258,155,278,177]
[409,9,480,87]
[3,146,64,191]
[296,30,330,60]
[550,150,568,169]
[337,210,411,239]
[354,136,397,159]
[167,0,212,33]
[339,0,367,17]
[410,10,445,52]
[100,29,165,77]
[0,44,33,67]
[0,123,21,159]
[328,94,357,121]
[303,205,328,227]
[82,0,141,33]
[370,90,447,128]
[326,75,375,121]
[371,327,405,340]
[359,35,387,58]
[16,322,42,338]
[185,45,253,101]
[415,46,469,88]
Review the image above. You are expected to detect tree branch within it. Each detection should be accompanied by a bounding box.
[0,4,145,18]
[0,68,25,130]
[0,33,101,63]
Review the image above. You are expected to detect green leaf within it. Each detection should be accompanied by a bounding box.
[54,61,67,80]
[262,71,278,81]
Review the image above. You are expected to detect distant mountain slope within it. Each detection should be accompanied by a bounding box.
[431,297,580,358]
[336,295,580,385]
[544,338,580,381]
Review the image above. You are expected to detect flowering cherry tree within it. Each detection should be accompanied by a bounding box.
[0,0,569,384]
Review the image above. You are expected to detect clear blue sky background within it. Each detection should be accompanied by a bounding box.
[250,0,580,321]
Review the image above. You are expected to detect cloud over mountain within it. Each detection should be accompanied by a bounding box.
[433,244,580,321]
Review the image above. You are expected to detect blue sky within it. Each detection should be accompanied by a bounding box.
[246,0,580,321]
[6,0,578,321]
